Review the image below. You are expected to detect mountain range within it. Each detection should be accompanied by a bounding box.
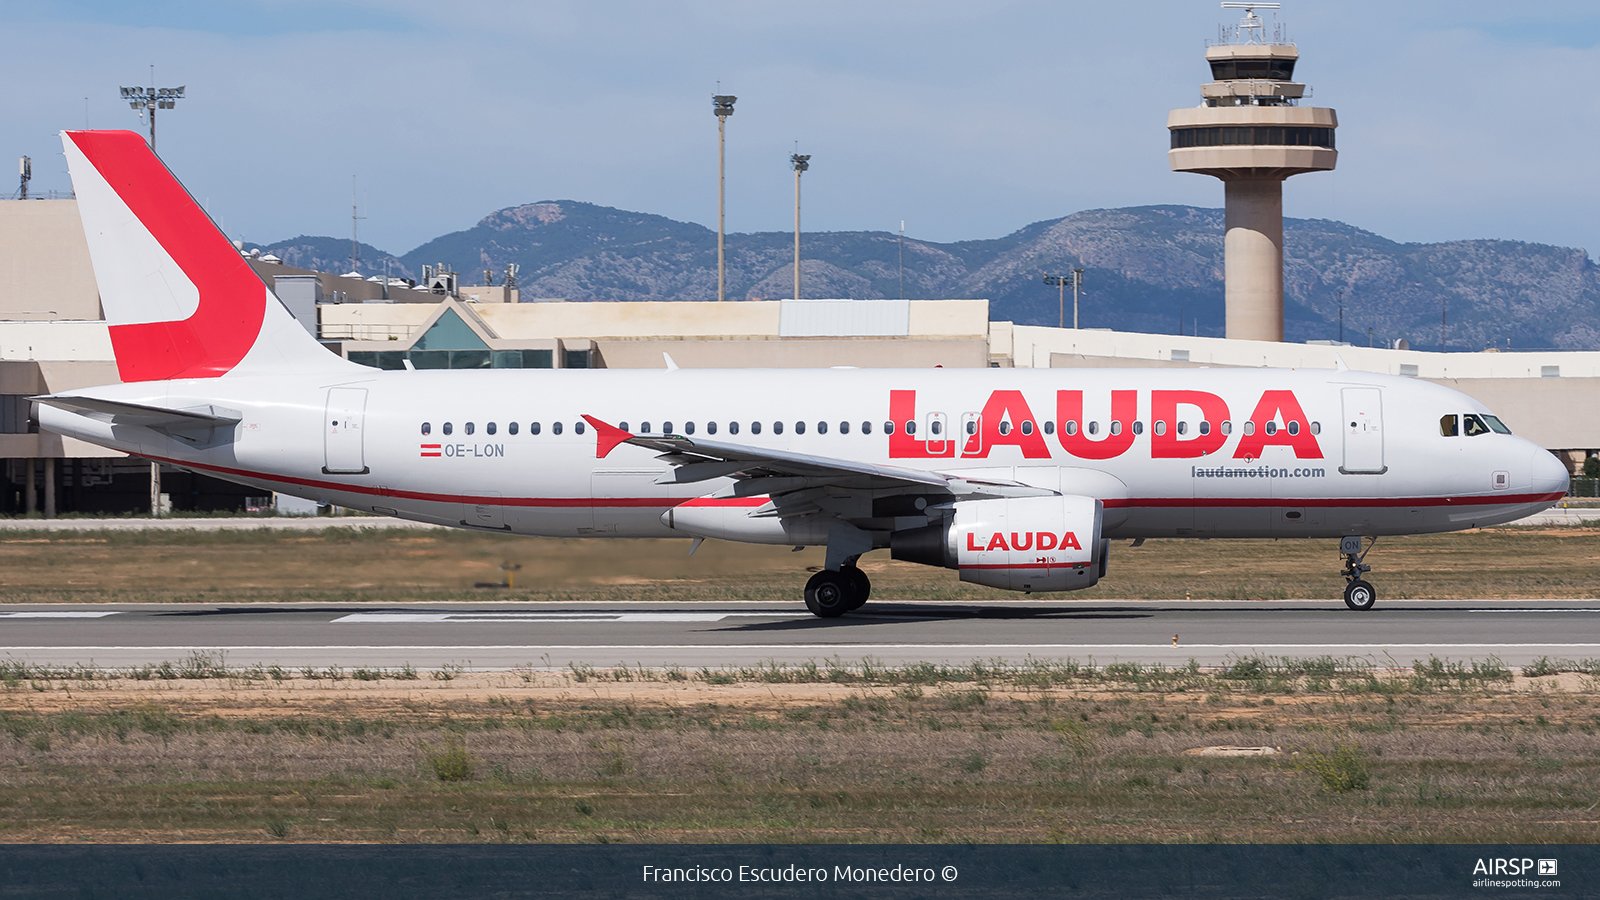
[248,203,1600,351]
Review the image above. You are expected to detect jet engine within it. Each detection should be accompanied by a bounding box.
[890,495,1107,592]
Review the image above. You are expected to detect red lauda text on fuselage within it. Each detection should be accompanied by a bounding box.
[888,389,1323,461]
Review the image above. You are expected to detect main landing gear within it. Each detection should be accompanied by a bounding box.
[1340,535,1377,611]
[804,562,871,618]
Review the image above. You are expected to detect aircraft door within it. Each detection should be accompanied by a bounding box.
[960,412,983,457]
[463,492,505,529]
[591,468,673,535]
[1340,387,1385,474]
[323,387,369,474]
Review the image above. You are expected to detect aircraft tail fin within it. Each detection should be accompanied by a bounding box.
[61,130,353,382]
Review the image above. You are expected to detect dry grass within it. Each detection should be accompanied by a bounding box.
[0,524,1598,604]
[0,662,1596,843]
[0,527,1596,842]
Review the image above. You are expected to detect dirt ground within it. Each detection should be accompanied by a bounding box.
[0,664,1595,844]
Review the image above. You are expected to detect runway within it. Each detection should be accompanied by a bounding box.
[1,599,1597,670]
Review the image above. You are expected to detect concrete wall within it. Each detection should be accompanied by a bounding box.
[0,360,121,394]
[1051,353,1209,369]
[0,200,101,321]
[595,339,990,369]
[320,298,993,344]
[318,303,436,341]
[479,301,781,340]
[0,323,115,363]
[459,285,518,304]
[0,433,125,460]
[1017,324,1600,378]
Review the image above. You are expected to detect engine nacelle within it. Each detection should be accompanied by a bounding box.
[890,495,1107,592]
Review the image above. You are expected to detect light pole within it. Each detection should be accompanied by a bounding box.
[713,94,736,301]
[1043,269,1085,329]
[1071,268,1083,330]
[791,151,810,301]
[1044,273,1065,328]
[118,72,184,151]
[1337,289,1344,344]
[898,220,905,300]
[349,175,365,276]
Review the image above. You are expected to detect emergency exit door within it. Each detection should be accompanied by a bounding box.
[1340,387,1385,474]
[323,387,369,474]
[960,412,983,457]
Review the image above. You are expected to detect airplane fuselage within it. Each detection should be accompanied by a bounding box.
[40,364,1567,541]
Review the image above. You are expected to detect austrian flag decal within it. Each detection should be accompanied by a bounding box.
[420,444,441,458]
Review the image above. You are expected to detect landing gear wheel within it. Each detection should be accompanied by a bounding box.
[804,570,852,618]
[843,566,871,610]
[1344,579,1376,611]
[1338,536,1377,611]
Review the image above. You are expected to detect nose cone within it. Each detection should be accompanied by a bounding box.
[1530,445,1571,497]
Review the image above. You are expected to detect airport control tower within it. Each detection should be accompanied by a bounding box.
[1168,2,1336,342]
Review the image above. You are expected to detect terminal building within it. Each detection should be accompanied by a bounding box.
[1,198,1594,518]
[0,4,1592,514]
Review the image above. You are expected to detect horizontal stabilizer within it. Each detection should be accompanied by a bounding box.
[34,395,242,432]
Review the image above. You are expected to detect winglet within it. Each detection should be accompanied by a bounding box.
[582,415,634,458]
[663,352,679,371]
[1333,352,1349,372]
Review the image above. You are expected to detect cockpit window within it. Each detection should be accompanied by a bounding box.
[1463,414,1491,437]
[1439,414,1459,437]
[1481,414,1512,434]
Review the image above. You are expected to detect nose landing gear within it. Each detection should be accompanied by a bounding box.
[1340,535,1376,610]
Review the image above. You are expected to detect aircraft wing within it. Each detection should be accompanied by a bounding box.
[34,395,243,433]
[582,415,1054,501]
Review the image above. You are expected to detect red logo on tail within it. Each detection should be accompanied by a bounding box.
[66,131,266,381]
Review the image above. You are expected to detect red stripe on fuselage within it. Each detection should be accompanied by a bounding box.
[131,454,1561,513]
[139,453,676,508]
[1104,493,1563,509]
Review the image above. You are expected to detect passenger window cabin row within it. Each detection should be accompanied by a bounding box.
[419,420,580,437]
[419,418,1322,439]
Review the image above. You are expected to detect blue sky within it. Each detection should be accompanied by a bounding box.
[6,0,1600,257]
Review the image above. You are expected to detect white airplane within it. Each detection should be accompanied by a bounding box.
[36,130,1570,616]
